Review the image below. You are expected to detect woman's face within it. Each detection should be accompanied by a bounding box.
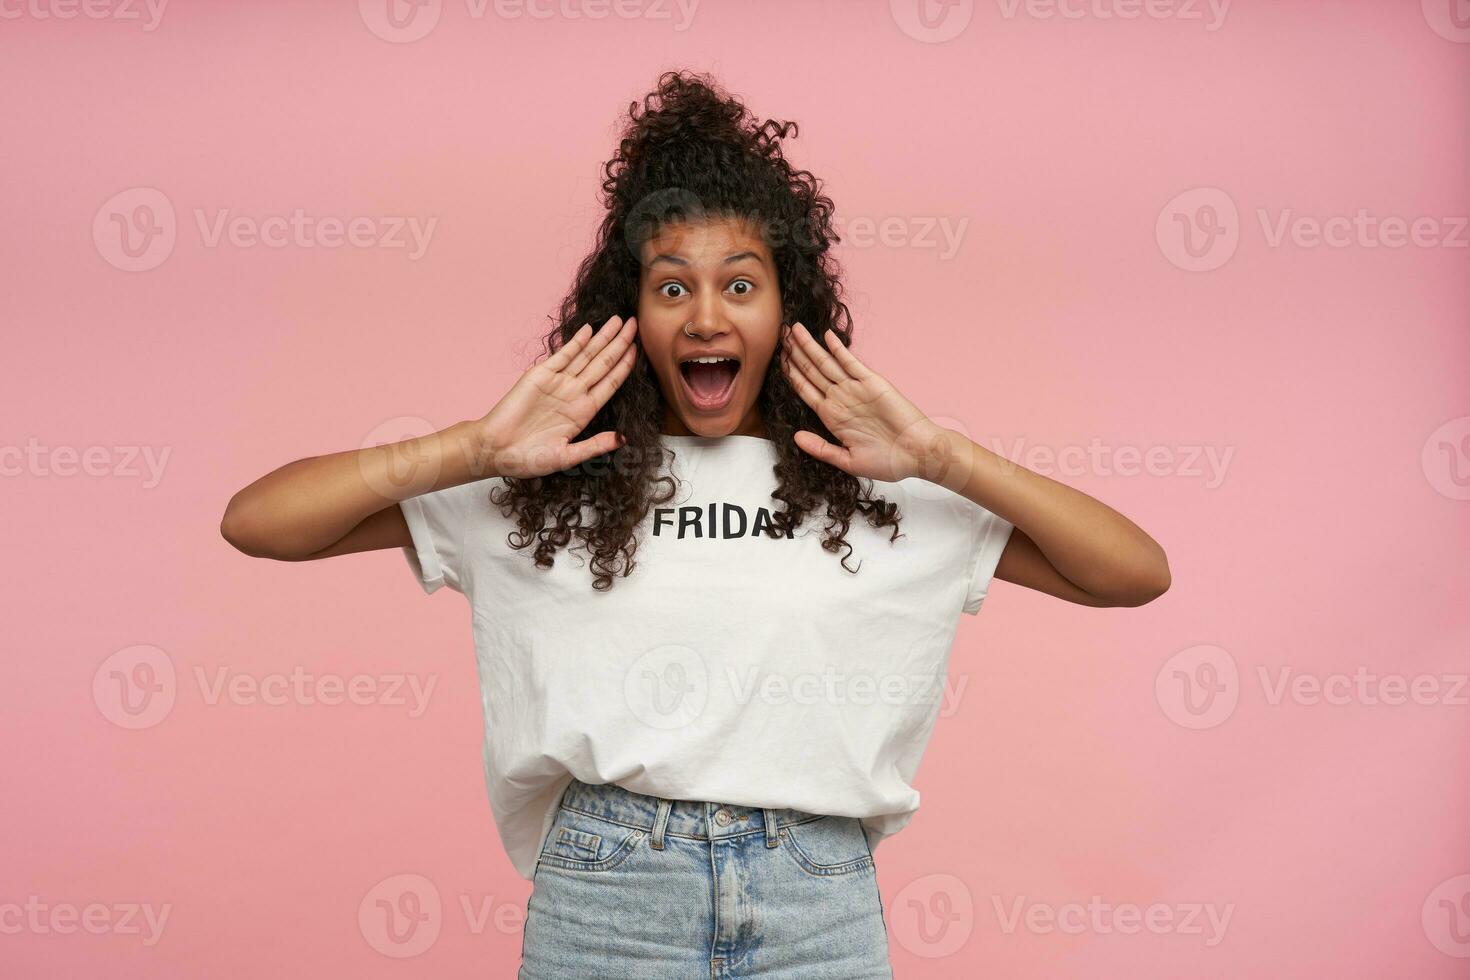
[637,215,782,439]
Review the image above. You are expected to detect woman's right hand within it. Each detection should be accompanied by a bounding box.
[220,314,639,562]
[474,314,640,479]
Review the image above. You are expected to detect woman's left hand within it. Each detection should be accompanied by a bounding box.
[779,322,963,485]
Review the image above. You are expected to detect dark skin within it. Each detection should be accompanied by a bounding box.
[780,320,1170,606]
[635,216,778,439]
[221,215,1168,606]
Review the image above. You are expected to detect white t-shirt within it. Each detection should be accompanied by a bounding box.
[398,433,1013,879]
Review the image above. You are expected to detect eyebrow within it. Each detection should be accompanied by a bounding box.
[648,250,763,269]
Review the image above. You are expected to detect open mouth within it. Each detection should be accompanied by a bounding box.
[678,355,741,412]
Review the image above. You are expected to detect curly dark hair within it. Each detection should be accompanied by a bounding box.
[490,69,904,590]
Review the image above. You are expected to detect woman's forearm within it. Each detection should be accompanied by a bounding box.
[220,419,491,560]
[939,430,1171,606]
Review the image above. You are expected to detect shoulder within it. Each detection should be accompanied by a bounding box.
[868,476,970,524]
[870,475,1011,546]
[404,477,511,526]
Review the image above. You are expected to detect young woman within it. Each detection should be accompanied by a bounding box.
[221,70,1169,979]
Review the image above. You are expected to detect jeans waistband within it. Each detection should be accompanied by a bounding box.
[557,778,830,850]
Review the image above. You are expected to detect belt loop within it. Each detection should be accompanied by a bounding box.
[764,807,780,848]
[650,798,673,850]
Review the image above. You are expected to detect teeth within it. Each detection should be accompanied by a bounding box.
[685,356,736,365]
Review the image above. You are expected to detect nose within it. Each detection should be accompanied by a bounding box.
[685,321,721,341]
[686,293,731,341]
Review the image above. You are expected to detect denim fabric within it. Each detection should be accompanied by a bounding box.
[518,778,894,979]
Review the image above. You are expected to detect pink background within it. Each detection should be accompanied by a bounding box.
[4,1,1468,976]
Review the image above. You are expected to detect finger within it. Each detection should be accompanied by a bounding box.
[569,314,632,378]
[781,343,827,408]
[566,314,627,377]
[792,429,851,470]
[783,328,831,397]
[543,322,594,372]
[576,316,637,386]
[564,430,625,469]
[792,323,847,387]
[586,340,639,407]
[822,327,872,381]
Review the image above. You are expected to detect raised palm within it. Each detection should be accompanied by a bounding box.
[477,315,639,479]
[779,322,961,486]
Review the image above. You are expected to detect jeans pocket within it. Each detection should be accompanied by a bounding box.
[536,806,646,874]
[778,815,876,878]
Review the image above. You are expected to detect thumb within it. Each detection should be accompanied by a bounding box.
[564,430,625,468]
[793,430,843,466]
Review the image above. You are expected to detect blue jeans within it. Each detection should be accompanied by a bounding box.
[518,777,895,978]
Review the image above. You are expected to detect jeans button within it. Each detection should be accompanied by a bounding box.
[715,808,733,826]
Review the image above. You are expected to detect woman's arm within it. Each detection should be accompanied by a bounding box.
[219,420,490,561]
[941,436,1171,608]
[220,314,639,562]
[777,322,1170,608]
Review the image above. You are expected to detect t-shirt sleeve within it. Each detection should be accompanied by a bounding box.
[398,480,490,595]
[959,496,1015,615]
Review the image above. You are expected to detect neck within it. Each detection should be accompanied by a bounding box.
[662,408,767,439]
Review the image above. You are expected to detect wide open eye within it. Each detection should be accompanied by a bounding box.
[728,278,754,296]
[658,281,687,299]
